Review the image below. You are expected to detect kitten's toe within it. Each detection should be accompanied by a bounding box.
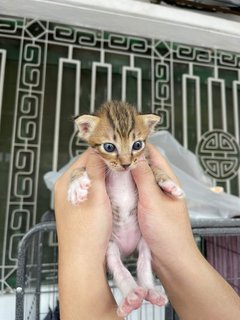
[67,179,89,205]
[117,300,133,318]
[159,180,185,199]
[126,292,142,309]
[79,173,91,189]
[146,288,168,306]
[127,287,147,306]
[134,286,148,300]
[117,287,146,317]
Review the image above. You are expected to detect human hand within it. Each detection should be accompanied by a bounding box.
[54,150,121,320]
[54,148,112,265]
[131,144,197,266]
[133,145,240,320]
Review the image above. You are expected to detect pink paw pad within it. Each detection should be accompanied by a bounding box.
[79,175,91,189]
[117,287,147,317]
[146,289,168,306]
[67,174,91,205]
[159,180,185,199]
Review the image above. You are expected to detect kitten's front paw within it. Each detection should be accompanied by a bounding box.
[117,287,147,317]
[67,172,91,205]
[159,180,185,199]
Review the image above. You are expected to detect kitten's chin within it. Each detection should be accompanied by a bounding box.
[116,164,138,172]
[110,167,127,173]
[106,160,139,172]
[108,166,132,173]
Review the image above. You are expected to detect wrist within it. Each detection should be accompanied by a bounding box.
[58,255,119,320]
[152,240,202,279]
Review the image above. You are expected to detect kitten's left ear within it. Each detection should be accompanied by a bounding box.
[75,115,99,140]
[138,114,160,133]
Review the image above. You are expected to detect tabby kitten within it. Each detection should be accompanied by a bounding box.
[68,101,184,317]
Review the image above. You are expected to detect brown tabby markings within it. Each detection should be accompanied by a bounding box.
[113,205,136,225]
[88,101,149,169]
[70,167,86,182]
[69,101,186,316]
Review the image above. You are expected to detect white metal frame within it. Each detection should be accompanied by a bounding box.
[1,0,240,52]
[0,0,240,298]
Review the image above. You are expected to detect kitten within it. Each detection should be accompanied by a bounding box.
[68,101,184,317]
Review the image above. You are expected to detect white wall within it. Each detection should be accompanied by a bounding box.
[1,0,240,52]
[0,294,15,320]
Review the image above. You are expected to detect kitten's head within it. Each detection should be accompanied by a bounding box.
[75,101,160,171]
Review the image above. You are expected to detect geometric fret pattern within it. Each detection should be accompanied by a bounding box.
[0,15,239,293]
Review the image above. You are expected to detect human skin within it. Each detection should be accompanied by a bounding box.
[54,149,121,320]
[54,145,240,320]
[131,144,240,320]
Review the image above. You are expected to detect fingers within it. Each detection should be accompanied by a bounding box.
[86,149,106,183]
[147,144,180,185]
[132,144,181,198]
[131,160,160,197]
[57,148,91,186]
[55,147,107,207]
[56,148,106,186]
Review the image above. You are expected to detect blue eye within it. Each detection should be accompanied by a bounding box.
[103,143,116,153]
[132,140,143,151]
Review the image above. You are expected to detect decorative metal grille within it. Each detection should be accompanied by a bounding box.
[0,15,239,293]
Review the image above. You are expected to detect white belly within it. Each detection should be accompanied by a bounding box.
[106,171,141,256]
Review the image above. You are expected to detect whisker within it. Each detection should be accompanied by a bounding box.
[105,167,113,176]
[93,163,108,172]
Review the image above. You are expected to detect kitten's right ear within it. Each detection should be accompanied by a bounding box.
[75,115,99,140]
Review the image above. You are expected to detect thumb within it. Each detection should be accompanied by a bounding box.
[85,151,109,204]
[131,160,160,197]
[86,150,106,184]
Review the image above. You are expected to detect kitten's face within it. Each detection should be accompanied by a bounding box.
[89,121,147,172]
[75,102,160,172]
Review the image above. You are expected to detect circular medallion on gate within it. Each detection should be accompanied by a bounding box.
[196,130,240,180]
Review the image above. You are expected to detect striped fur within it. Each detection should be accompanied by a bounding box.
[72,101,173,316]
[75,101,159,171]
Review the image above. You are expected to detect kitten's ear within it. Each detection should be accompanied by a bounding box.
[139,114,160,133]
[75,115,99,140]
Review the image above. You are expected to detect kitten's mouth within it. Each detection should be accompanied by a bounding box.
[114,167,131,172]
[120,163,138,172]
[108,159,140,172]
[109,165,133,172]
[121,164,131,170]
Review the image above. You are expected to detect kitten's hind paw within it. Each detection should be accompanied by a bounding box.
[146,288,168,306]
[117,287,147,317]
[67,172,91,205]
[159,180,185,199]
